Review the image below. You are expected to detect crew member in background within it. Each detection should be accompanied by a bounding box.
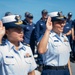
[63,12,73,48]
[63,12,74,60]
[35,9,48,68]
[23,13,35,55]
[72,19,75,61]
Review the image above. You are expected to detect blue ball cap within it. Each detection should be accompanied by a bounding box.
[27,13,33,19]
[68,12,72,16]
[42,9,48,14]
[25,12,30,17]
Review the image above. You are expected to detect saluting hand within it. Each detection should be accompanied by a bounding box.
[46,16,52,31]
[0,21,5,39]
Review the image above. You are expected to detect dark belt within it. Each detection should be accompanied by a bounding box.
[43,64,68,70]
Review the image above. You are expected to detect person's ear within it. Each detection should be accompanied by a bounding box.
[5,30,9,36]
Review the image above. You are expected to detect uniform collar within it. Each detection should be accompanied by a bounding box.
[6,40,26,51]
[40,18,47,22]
[50,31,64,42]
[50,30,63,37]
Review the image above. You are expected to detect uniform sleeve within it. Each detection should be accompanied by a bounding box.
[28,47,37,72]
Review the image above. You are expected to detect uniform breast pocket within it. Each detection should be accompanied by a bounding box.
[24,57,32,64]
[3,57,15,74]
[52,42,61,53]
[53,42,60,47]
[4,58,15,65]
[64,41,70,46]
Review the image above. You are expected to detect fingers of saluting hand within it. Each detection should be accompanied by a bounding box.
[0,21,5,35]
[0,21,3,29]
[46,16,52,26]
[47,16,51,22]
[46,16,52,31]
[0,21,5,29]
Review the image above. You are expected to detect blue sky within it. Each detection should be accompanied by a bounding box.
[0,0,75,23]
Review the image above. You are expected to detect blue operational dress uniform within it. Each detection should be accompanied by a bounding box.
[0,40,37,75]
[63,19,73,42]
[35,18,47,65]
[35,18,46,42]
[23,23,35,54]
[35,9,48,42]
[39,31,71,75]
[35,10,48,66]
[23,19,29,25]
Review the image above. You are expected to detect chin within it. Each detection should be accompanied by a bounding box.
[19,39,23,42]
[59,30,63,33]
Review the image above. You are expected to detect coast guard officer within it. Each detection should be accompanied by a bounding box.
[23,13,35,54]
[63,12,73,47]
[38,11,72,75]
[63,12,74,60]
[35,9,48,66]
[35,9,48,42]
[0,15,37,75]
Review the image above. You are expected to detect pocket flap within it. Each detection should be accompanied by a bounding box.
[24,57,32,64]
[4,56,15,64]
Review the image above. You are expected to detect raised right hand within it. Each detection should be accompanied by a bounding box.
[0,21,5,39]
[46,16,52,31]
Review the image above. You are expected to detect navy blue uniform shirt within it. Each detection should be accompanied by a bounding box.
[23,19,29,25]
[35,18,47,42]
[23,23,35,44]
[63,19,73,34]
[63,19,73,41]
